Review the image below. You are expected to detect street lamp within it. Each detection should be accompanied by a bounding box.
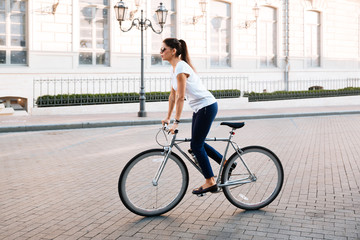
[192,0,207,25]
[114,1,168,117]
[239,3,259,29]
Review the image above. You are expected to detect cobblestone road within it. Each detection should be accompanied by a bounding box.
[1,115,360,239]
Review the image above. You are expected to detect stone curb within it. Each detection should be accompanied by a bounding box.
[1,110,360,133]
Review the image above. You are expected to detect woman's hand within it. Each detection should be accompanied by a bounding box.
[169,122,178,134]
[162,118,170,126]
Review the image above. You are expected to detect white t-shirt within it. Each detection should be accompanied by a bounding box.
[171,61,216,113]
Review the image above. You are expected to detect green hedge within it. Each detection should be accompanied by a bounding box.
[36,89,241,107]
[248,87,360,102]
[209,89,241,99]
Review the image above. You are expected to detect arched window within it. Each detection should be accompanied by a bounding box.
[210,0,231,68]
[79,0,110,66]
[0,0,27,65]
[305,10,321,67]
[259,6,277,68]
[151,0,176,66]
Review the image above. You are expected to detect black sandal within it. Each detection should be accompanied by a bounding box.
[192,184,218,195]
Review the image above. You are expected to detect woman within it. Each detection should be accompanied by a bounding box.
[160,38,223,195]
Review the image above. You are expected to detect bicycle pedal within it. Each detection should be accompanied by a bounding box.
[212,188,222,193]
[196,193,206,197]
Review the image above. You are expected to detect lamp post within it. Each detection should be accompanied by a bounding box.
[192,0,207,25]
[239,3,259,29]
[114,1,168,117]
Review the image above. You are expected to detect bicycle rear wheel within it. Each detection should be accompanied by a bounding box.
[221,146,284,210]
[119,149,189,217]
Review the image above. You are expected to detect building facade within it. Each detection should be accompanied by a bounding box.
[1,0,360,113]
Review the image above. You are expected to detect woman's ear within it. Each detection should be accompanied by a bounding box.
[172,48,177,56]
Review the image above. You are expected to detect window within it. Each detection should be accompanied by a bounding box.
[79,0,109,66]
[151,0,176,66]
[210,0,231,67]
[305,10,321,67]
[259,6,277,68]
[0,0,27,65]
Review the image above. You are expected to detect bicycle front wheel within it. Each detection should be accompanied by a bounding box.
[222,146,284,210]
[119,149,189,217]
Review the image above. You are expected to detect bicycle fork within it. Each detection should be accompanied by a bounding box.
[152,130,178,186]
[152,147,172,186]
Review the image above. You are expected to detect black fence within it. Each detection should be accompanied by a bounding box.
[33,75,247,107]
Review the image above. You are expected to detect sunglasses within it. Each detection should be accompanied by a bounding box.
[160,47,168,53]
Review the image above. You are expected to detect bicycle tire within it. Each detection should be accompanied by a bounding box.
[221,146,284,210]
[119,149,189,216]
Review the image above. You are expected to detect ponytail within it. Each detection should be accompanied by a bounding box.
[163,38,196,71]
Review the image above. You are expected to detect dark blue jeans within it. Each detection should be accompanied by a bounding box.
[191,102,223,179]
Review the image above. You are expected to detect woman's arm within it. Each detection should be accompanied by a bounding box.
[174,73,187,121]
[169,73,187,134]
[162,87,176,125]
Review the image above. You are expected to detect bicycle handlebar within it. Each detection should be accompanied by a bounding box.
[156,124,178,148]
[163,124,179,134]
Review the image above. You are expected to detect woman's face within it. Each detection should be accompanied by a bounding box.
[160,43,174,61]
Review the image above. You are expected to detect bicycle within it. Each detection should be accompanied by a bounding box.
[118,121,284,217]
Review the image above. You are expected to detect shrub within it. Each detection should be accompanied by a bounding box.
[36,89,241,107]
[248,87,360,102]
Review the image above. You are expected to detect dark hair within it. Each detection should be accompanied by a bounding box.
[163,38,196,71]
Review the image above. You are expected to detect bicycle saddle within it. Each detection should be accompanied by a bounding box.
[220,122,245,129]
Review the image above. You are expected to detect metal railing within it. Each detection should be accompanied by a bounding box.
[248,78,360,101]
[249,78,360,93]
[33,76,360,107]
[33,75,249,107]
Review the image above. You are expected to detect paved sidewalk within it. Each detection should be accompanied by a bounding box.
[1,115,360,239]
[1,104,360,132]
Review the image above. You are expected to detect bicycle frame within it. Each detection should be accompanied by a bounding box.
[153,128,256,188]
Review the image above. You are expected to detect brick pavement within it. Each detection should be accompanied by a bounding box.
[0,115,360,239]
[1,99,360,133]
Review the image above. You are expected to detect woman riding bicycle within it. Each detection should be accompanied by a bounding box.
[160,38,223,195]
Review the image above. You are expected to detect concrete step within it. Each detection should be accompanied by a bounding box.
[12,110,28,116]
[10,103,25,111]
[0,107,15,115]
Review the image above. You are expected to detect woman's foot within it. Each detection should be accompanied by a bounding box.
[192,177,218,194]
[192,184,218,194]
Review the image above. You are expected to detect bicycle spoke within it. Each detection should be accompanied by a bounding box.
[222,146,284,210]
[119,149,189,217]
